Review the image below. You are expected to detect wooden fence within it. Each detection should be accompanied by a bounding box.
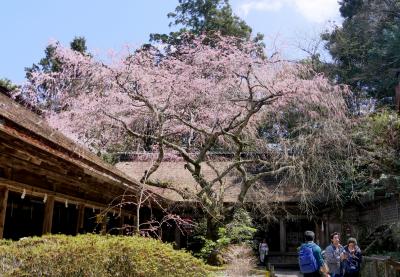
[361,256,400,277]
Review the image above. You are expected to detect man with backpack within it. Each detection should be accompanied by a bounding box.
[299,230,329,277]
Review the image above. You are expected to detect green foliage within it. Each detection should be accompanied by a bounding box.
[0,234,212,277]
[322,0,400,99]
[97,140,136,165]
[362,223,400,258]
[225,208,257,244]
[369,111,400,143]
[150,0,264,49]
[197,238,218,260]
[70,36,87,54]
[24,36,90,111]
[355,110,399,168]
[192,219,218,261]
[0,78,19,91]
[349,110,400,196]
[339,0,363,19]
[26,36,88,78]
[193,209,256,263]
[298,54,333,78]
[100,152,119,165]
[167,0,252,38]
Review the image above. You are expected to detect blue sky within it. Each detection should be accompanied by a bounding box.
[1,0,341,84]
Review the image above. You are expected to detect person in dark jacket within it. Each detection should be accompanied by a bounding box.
[342,237,362,277]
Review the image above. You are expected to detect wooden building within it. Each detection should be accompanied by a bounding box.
[116,161,316,266]
[0,87,167,239]
[318,187,400,253]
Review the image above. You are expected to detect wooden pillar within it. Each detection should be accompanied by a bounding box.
[158,227,163,240]
[374,260,379,277]
[75,204,85,234]
[42,195,55,234]
[320,221,325,247]
[0,186,9,239]
[325,219,330,245]
[174,225,181,249]
[279,218,286,253]
[101,212,107,235]
[314,221,319,244]
[119,214,125,235]
[384,261,389,277]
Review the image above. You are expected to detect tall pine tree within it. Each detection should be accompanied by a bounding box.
[25,36,88,78]
[322,0,400,99]
[150,0,263,47]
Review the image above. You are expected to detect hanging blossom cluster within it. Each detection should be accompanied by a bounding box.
[22,34,349,153]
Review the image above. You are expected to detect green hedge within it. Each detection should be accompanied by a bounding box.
[0,234,212,277]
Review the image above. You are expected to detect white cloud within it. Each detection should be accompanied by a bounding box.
[293,0,340,23]
[238,0,283,17]
[236,0,340,23]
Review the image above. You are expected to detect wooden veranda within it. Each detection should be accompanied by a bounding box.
[0,87,167,239]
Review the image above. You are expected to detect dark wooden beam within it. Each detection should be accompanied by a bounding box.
[0,185,8,239]
[42,195,55,234]
[76,204,85,234]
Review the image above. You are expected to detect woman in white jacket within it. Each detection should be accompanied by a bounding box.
[259,238,269,265]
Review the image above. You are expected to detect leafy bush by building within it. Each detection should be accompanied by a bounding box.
[350,110,400,196]
[193,208,256,265]
[225,208,257,244]
[0,234,212,277]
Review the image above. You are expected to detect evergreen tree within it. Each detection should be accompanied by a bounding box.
[25,36,88,78]
[70,36,87,54]
[322,0,400,99]
[150,0,264,47]
[24,36,89,109]
[0,78,18,91]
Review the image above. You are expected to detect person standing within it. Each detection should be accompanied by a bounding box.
[259,238,269,266]
[342,238,362,277]
[298,230,329,277]
[324,232,345,277]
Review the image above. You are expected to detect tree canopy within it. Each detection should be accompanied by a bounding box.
[0,78,18,91]
[350,110,400,197]
[22,34,351,235]
[25,36,88,77]
[322,0,400,99]
[150,0,263,47]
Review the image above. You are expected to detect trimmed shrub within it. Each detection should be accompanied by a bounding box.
[0,234,212,277]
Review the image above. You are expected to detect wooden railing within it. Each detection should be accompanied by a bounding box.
[361,256,400,277]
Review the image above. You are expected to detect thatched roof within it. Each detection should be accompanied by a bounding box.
[116,161,238,202]
[116,161,300,203]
